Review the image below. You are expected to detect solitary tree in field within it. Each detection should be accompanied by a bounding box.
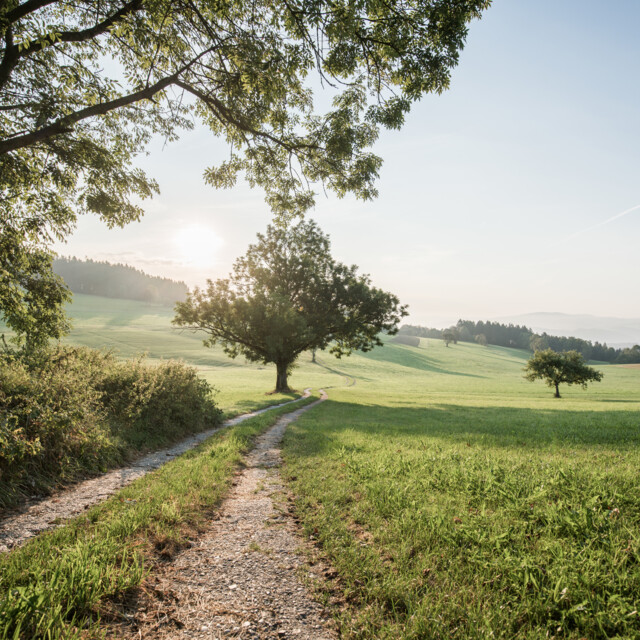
[442,328,458,347]
[0,0,489,347]
[173,221,407,392]
[524,349,603,398]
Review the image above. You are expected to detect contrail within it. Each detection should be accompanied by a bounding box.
[568,203,640,239]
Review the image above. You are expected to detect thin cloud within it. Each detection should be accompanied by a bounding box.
[567,203,640,240]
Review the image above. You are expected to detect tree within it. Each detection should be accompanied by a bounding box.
[529,334,549,352]
[0,227,70,352]
[173,220,407,392]
[523,349,603,398]
[442,327,458,347]
[474,333,487,346]
[1,0,489,345]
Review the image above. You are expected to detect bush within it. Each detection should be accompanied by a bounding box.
[0,347,221,509]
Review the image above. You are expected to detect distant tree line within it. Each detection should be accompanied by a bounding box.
[399,320,640,364]
[53,257,188,306]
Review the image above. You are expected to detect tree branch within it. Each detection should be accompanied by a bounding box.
[0,25,16,88]
[0,0,143,91]
[173,78,319,154]
[4,0,58,25]
[0,71,179,154]
[0,44,224,154]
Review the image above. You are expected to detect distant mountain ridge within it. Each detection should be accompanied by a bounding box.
[493,312,640,347]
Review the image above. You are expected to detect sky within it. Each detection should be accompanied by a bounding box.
[54,0,640,328]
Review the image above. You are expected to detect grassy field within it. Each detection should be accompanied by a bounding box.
[282,338,640,639]
[61,294,344,414]
[14,294,640,638]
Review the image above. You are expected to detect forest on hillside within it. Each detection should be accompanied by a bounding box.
[399,320,640,364]
[54,257,188,306]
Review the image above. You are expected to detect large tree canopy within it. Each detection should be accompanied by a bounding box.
[1,0,489,233]
[174,220,407,391]
[524,349,603,399]
[1,0,488,346]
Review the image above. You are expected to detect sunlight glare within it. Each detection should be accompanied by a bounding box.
[174,224,223,267]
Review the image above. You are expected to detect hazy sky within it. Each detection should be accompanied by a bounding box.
[55,0,640,327]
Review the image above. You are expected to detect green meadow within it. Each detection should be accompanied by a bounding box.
[282,341,640,639]
[19,294,640,638]
[61,294,344,415]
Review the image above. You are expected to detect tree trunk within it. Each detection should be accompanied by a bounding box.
[554,383,561,398]
[275,362,291,392]
[311,349,317,363]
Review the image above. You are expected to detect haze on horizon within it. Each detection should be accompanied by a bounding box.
[54,0,640,327]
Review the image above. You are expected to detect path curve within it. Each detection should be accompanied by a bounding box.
[0,391,311,554]
[109,390,335,640]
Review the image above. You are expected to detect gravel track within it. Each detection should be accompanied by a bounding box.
[107,390,336,640]
[0,392,311,554]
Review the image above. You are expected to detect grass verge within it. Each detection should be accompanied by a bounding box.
[0,393,318,640]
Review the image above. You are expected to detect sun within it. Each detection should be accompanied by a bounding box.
[174,224,223,267]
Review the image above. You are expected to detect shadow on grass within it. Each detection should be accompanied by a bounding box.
[227,392,300,415]
[359,345,485,378]
[311,358,362,384]
[297,401,640,450]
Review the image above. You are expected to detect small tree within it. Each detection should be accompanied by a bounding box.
[174,220,407,392]
[474,333,488,346]
[524,349,603,398]
[442,328,457,347]
[529,334,549,352]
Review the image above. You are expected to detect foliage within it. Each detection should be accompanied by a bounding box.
[457,319,532,349]
[1,0,490,217]
[474,332,487,346]
[398,323,443,339]
[1,0,489,345]
[442,327,457,346]
[0,346,221,509]
[174,220,407,391]
[0,228,70,351]
[53,257,188,305]
[524,349,603,398]
[401,319,640,364]
[0,395,316,640]
[616,344,640,364]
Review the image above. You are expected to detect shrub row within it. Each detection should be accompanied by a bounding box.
[0,347,221,510]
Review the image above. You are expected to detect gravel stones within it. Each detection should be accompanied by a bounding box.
[109,392,336,640]
[0,393,310,553]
